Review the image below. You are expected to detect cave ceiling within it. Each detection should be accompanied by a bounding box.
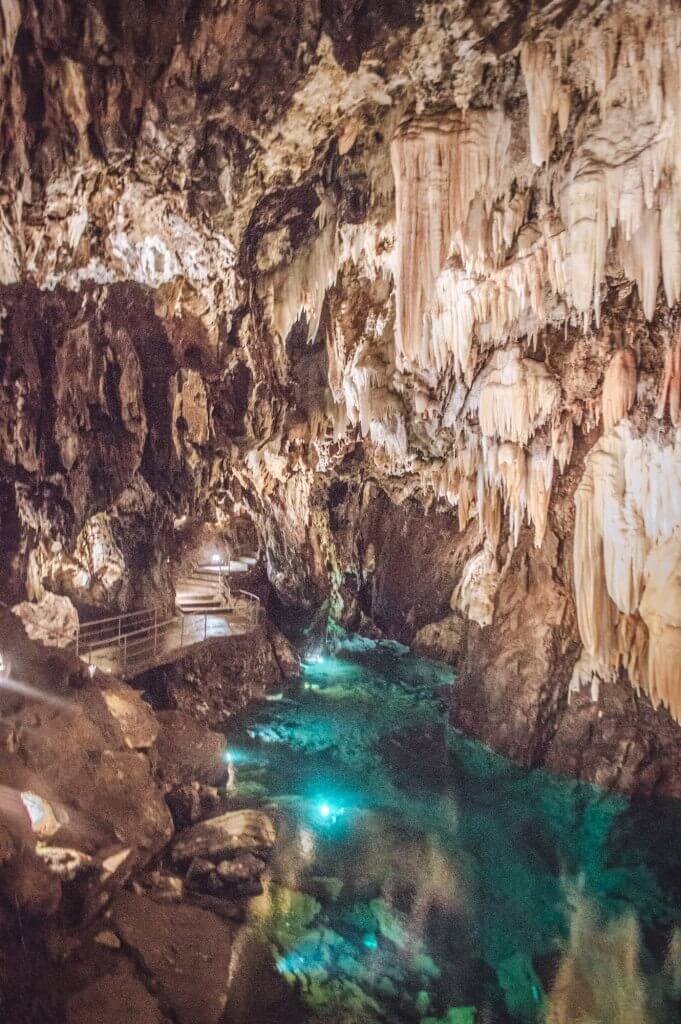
[2,0,681,726]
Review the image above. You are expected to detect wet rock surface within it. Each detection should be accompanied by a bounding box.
[139,624,300,727]
[153,710,229,787]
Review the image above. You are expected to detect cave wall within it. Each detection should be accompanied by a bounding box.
[2,0,681,791]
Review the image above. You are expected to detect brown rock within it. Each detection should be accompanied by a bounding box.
[66,971,162,1024]
[100,685,158,750]
[154,710,229,788]
[1,850,62,917]
[216,853,267,883]
[170,809,276,865]
[266,623,301,680]
[110,892,233,1024]
[413,613,466,663]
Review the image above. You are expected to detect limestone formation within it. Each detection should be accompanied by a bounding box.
[0,0,680,825]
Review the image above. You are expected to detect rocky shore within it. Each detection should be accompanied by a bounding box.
[0,608,300,1024]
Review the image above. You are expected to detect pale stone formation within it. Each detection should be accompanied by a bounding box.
[390,109,512,373]
[452,543,499,628]
[657,330,681,427]
[602,349,637,432]
[12,592,78,648]
[476,346,559,446]
[171,809,276,864]
[266,193,340,344]
[639,536,681,723]
[572,421,681,721]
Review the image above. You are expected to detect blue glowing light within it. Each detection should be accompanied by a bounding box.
[362,932,379,950]
[319,802,331,818]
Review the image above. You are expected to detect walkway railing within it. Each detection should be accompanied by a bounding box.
[2,558,262,677]
[77,595,262,676]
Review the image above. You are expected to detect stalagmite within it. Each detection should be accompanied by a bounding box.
[452,542,499,627]
[602,349,637,432]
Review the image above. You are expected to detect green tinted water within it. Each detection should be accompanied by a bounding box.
[226,638,681,1023]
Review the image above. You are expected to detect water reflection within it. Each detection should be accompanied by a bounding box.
[225,639,681,1023]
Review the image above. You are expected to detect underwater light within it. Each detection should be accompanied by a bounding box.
[316,800,347,825]
[362,932,379,950]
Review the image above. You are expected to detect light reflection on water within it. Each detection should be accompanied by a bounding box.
[225,639,681,1023]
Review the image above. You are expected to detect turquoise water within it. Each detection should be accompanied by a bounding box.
[225,638,681,1023]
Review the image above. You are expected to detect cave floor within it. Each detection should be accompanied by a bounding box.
[224,639,681,1024]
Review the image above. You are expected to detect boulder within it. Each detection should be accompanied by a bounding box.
[101,685,158,750]
[216,853,267,883]
[110,892,233,1024]
[66,971,163,1024]
[170,809,276,865]
[11,592,79,649]
[413,613,466,663]
[154,710,229,788]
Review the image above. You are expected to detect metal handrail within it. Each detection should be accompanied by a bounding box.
[3,559,262,675]
[78,604,170,633]
[233,589,263,626]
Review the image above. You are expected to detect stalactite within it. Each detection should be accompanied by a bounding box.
[523,3,681,324]
[426,229,551,382]
[268,196,340,343]
[551,414,574,473]
[390,109,511,372]
[559,165,608,323]
[476,346,559,445]
[520,41,570,166]
[573,421,681,722]
[602,348,637,432]
[574,461,619,668]
[526,442,554,548]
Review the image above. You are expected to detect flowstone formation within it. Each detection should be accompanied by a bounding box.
[1,0,681,791]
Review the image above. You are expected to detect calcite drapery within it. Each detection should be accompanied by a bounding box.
[573,421,681,720]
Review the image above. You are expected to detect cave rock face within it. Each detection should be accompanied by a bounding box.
[2,0,681,790]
